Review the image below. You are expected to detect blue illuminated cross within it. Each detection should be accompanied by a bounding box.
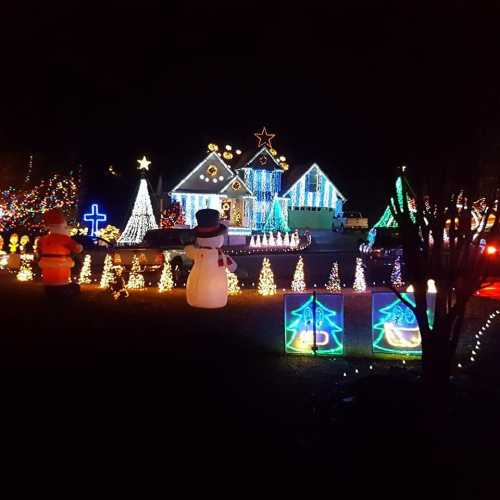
[83,203,107,236]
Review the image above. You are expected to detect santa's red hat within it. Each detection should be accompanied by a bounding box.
[42,209,66,225]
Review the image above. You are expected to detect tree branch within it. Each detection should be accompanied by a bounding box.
[387,284,418,314]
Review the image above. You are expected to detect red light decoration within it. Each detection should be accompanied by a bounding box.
[486,245,497,256]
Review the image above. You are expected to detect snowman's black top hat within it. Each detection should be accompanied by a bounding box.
[193,209,228,238]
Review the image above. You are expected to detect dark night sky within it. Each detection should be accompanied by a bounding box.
[1,1,500,226]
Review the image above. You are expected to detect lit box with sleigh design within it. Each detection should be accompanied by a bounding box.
[284,293,344,356]
[371,291,436,357]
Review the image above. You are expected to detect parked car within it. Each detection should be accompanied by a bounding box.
[332,211,369,232]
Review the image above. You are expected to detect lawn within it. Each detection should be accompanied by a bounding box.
[1,271,500,496]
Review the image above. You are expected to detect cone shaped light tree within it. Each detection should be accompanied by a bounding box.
[390,255,403,288]
[291,256,306,292]
[100,254,114,288]
[16,255,33,282]
[263,195,290,233]
[118,156,158,245]
[353,257,367,292]
[158,256,174,293]
[78,254,92,284]
[226,268,241,295]
[127,254,145,289]
[258,257,276,296]
[326,261,341,292]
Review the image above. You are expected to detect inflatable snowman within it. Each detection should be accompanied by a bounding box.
[185,209,237,308]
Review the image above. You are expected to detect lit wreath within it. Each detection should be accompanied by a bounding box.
[207,164,218,177]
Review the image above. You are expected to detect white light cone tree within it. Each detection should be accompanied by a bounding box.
[119,157,158,245]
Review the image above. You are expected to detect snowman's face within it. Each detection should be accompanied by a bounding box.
[196,234,224,248]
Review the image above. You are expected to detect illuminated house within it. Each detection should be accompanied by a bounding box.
[169,143,347,232]
[169,152,254,236]
[282,163,346,230]
[234,146,289,230]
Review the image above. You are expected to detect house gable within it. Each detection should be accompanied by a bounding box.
[243,146,282,171]
[219,175,253,197]
[282,163,347,209]
[171,152,234,194]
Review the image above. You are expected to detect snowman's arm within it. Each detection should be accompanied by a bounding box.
[225,255,237,273]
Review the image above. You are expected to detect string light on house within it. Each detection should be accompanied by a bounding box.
[78,254,92,284]
[99,254,114,289]
[258,257,276,296]
[326,261,341,292]
[127,254,145,289]
[353,257,367,292]
[291,256,306,292]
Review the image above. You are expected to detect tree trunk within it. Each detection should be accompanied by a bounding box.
[421,333,452,421]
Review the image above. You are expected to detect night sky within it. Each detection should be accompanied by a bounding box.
[1,2,500,226]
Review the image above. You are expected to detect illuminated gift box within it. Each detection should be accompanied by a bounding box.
[284,293,344,356]
[372,292,436,356]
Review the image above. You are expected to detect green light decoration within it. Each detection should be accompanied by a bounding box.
[284,293,344,356]
[262,195,290,233]
[374,176,416,229]
[372,291,436,356]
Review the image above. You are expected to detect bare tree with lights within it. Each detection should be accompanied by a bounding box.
[389,169,499,399]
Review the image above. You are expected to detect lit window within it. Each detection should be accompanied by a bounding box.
[307,170,319,192]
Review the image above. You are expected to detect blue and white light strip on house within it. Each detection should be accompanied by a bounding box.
[283,163,345,212]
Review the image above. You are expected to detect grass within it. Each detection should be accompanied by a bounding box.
[2,271,500,497]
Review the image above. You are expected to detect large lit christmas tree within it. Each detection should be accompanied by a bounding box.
[352,257,367,292]
[326,261,341,292]
[262,195,290,233]
[258,257,276,296]
[118,156,158,245]
[127,254,145,289]
[291,256,306,292]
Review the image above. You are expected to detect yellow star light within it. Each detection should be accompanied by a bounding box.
[137,155,151,171]
[254,126,276,149]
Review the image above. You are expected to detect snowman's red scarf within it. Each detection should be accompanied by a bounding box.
[197,247,235,268]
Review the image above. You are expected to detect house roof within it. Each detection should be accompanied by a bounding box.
[281,162,347,201]
[235,146,282,171]
[219,174,253,197]
[170,152,235,194]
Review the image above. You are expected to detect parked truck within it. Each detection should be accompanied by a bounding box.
[332,211,369,232]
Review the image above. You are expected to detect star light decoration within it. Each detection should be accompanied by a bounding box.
[137,155,151,171]
[254,126,275,149]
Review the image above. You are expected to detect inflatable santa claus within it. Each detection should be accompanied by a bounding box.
[185,209,237,308]
[38,209,83,296]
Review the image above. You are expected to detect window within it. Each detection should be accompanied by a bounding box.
[306,170,319,192]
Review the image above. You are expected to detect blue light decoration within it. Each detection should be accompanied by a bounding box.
[83,203,107,236]
[372,291,436,356]
[284,293,344,356]
[282,163,346,215]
